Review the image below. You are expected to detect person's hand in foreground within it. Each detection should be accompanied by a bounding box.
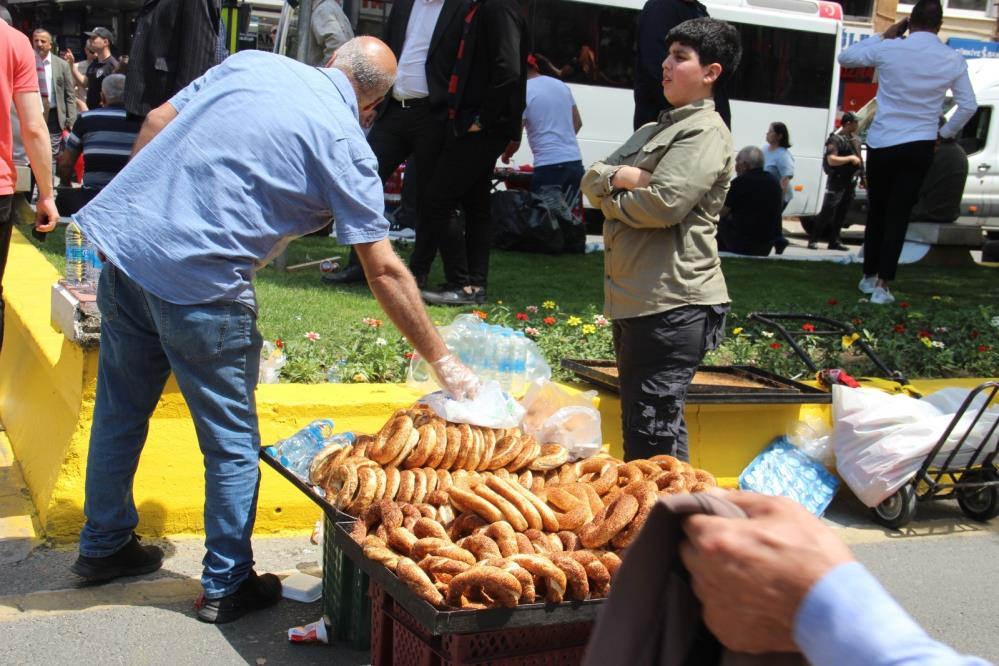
[430,354,481,401]
[680,490,855,654]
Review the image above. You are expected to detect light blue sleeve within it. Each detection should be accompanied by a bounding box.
[838,34,884,68]
[167,59,229,114]
[794,562,991,666]
[325,135,390,246]
[778,150,794,179]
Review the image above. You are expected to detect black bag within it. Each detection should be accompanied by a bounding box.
[490,186,585,254]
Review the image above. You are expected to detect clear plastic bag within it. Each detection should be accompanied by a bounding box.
[407,315,550,397]
[421,381,525,429]
[786,415,833,467]
[519,379,602,460]
[259,341,286,384]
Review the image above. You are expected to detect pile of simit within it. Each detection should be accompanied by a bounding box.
[308,404,717,609]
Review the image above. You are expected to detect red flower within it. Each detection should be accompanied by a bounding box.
[893,324,906,334]
[918,330,932,339]
[801,323,816,332]
[515,312,529,321]
[404,351,414,360]
[852,317,863,326]
[827,298,839,305]
[970,330,980,339]
[899,301,910,309]
[978,345,991,352]
[275,338,284,349]
[543,316,557,326]
[770,342,782,349]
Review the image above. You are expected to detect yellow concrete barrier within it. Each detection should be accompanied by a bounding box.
[1,229,991,542]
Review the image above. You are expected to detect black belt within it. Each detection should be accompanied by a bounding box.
[393,96,429,109]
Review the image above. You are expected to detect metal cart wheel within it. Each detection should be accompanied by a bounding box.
[871,485,917,529]
[956,468,999,522]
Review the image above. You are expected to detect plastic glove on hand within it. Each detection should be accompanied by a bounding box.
[429,354,481,401]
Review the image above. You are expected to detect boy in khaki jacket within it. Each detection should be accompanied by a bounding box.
[581,18,740,462]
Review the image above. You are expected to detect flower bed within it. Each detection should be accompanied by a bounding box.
[267,296,998,384]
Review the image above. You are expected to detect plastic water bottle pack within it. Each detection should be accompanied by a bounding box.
[407,314,550,397]
[739,437,839,516]
[264,419,354,481]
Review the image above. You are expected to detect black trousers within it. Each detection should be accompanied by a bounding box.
[863,141,935,281]
[347,100,447,279]
[812,184,855,245]
[0,195,15,350]
[423,127,508,288]
[613,305,728,462]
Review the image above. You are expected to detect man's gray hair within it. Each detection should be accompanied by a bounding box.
[102,73,126,105]
[331,37,395,101]
[736,145,764,170]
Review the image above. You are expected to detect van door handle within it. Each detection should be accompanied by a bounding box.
[978,163,991,172]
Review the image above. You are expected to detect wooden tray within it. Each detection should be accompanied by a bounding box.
[561,360,831,404]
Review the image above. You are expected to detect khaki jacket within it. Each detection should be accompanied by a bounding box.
[48,55,78,131]
[581,98,731,320]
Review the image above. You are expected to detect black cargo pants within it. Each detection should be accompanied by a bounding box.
[613,304,729,462]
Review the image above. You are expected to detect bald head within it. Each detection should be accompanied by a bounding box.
[329,36,397,110]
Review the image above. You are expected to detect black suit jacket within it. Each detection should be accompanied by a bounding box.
[449,0,528,141]
[123,0,221,117]
[382,0,465,116]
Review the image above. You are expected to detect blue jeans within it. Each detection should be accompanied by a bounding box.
[531,160,585,206]
[80,264,263,599]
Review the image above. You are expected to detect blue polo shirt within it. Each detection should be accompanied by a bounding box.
[75,50,388,310]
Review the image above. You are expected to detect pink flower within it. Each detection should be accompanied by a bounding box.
[593,314,611,327]
[525,305,539,314]
[524,327,540,337]
[304,331,321,342]
[362,317,383,328]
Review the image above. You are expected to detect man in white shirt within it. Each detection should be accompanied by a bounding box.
[323,0,464,289]
[32,28,77,181]
[839,0,975,306]
[504,54,584,206]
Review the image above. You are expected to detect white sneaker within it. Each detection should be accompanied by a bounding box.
[871,286,895,305]
[858,275,878,294]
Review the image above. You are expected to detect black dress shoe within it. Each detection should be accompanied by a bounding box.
[70,534,164,582]
[807,241,818,250]
[321,264,365,285]
[422,287,483,306]
[196,570,282,624]
[774,237,789,255]
[827,241,849,251]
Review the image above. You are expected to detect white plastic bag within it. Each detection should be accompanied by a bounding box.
[831,385,998,507]
[421,380,525,429]
[519,379,602,460]
[259,341,286,384]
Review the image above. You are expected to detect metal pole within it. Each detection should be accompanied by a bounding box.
[295,0,314,64]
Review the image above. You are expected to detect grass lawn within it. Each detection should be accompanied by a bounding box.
[26,226,998,380]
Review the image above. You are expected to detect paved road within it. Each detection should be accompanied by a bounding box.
[1,493,996,665]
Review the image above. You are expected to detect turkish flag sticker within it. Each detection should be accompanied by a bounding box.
[817,1,843,20]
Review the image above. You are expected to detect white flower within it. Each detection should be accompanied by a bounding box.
[931,340,946,349]
[375,337,388,346]
[991,316,999,329]
[761,331,775,339]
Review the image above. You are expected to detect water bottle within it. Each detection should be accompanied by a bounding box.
[64,222,86,285]
[84,239,103,286]
[264,418,336,479]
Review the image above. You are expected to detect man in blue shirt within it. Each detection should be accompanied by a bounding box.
[681,491,989,664]
[68,37,480,624]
